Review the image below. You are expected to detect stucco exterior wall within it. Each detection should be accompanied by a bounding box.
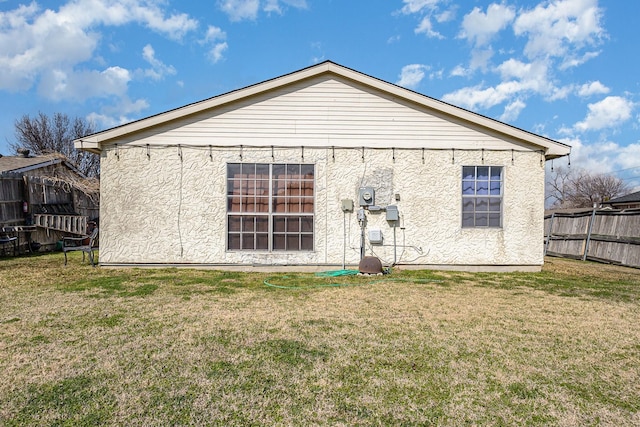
[99,145,545,269]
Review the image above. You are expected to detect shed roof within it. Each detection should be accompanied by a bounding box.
[75,61,571,159]
[0,154,84,177]
[605,190,640,205]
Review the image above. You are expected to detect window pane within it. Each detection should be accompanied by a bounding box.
[287,164,300,176]
[256,233,268,250]
[475,214,488,227]
[300,217,313,232]
[240,163,255,175]
[462,166,475,180]
[273,234,285,250]
[273,164,285,178]
[242,216,254,232]
[287,198,301,213]
[301,164,314,177]
[255,164,269,176]
[274,217,285,232]
[462,199,474,212]
[227,164,241,178]
[489,198,501,212]
[476,198,489,211]
[243,197,256,212]
[228,196,241,212]
[256,217,269,232]
[228,234,240,250]
[241,234,254,250]
[476,181,489,195]
[228,217,241,232]
[490,181,501,195]
[286,217,300,232]
[301,197,314,213]
[462,181,475,195]
[462,213,475,227]
[477,167,489,180]
[301,235,313,250]
[490,167,502,180]
[488,213,501,227]
[286,235,299,251]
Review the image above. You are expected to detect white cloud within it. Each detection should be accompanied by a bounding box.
[559,49,601,70]
[450,65,468,77]
[500,99,526,122]
[87,97,150,129]
[442,83,513,111]
[141,44,176,81]
[396,64,429,89]
[209,42,229,63]
[264,0,308,15]
[0,0,197,95]
[469,47,494,71]
[574,96,634,132]
[578,81,609,97]
[203,26,228,63]
[219,0,260,21]
[513,0,605,61]
[560,137,640,177]
[400,0,441,15]
[459,4,515,47]
[38,66,131,102]
[220,0,306,21]
[435,9,455,23]
[415,16,443,38]
[399,0,447,37]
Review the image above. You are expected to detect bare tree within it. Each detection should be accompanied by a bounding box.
[546,166,630,208]
[11,112,99,177]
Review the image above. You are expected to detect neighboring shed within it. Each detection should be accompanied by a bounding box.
[76,61,570,271]
[0,154,99,250]
[602,190,640,210]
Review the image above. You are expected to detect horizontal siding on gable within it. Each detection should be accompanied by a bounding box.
[116,76,534,151]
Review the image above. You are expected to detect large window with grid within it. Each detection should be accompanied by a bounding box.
[462,166,503,228]
[227,163,314,251]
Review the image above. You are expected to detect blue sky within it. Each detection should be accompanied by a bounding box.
[1,0,639,187]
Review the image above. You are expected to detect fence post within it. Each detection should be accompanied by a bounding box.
[544,213,555,256]
[582,208,597,261]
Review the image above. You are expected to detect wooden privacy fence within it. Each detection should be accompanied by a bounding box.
[544,209,640,268]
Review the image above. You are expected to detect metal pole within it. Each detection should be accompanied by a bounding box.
[544,213,555,256]
[583,208,597,261]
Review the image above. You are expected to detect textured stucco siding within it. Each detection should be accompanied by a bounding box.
[99,146,544,268]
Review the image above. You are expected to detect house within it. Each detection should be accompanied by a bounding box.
[602,190,640,210]
[75,61,570,271]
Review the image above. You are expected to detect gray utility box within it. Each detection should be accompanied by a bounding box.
[386,205,399,221]
[358,187,375,207]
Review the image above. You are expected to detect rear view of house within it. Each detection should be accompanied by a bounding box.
[76,61,570,271]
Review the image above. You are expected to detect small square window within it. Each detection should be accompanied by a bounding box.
[461,166,503,228]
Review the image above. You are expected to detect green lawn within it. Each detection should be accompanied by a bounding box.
[1,253,639,426]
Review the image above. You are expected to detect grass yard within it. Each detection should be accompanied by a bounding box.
[1,253,639,426]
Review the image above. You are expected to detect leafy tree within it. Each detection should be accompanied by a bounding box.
[11,112,99,177]
[546,166,630,208]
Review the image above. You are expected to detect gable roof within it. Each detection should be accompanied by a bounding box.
[0,154,85,177]
[75,61,571,159]
[605,190,640,205]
